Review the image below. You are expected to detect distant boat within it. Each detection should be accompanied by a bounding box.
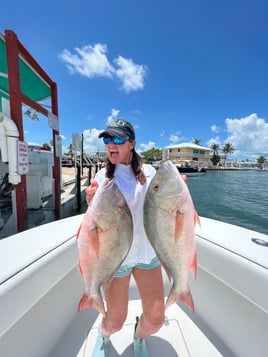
[175,160,206,175]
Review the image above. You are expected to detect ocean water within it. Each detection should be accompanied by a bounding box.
[186,170,268,235]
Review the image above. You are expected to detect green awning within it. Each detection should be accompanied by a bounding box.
[0,34,51,112]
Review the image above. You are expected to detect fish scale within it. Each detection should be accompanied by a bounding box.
[144,160,199,313]
[76,179,133,316]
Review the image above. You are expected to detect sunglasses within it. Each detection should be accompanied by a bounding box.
[103,136,126,145]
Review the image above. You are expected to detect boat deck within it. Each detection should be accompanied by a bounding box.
[77,301,222,357]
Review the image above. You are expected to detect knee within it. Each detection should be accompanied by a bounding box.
[102,316,126,335]
[144,310,165,334]
[149,314,165,334]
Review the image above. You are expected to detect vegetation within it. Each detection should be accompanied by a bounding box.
[64,144,74,158]
[210,143,221,166]
[222,143,235,165]
[42,143,51,151]
[192,138,201,145]
[257,155,266,169]
[140,147,162,163]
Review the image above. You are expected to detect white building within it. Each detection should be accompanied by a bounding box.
[163,143,212,167]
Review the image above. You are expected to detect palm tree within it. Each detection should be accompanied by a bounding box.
[42,143,51,151]
[211,143,220,154]
[210,143,220,167]
[222,143,235,166]
[192,138,201,145]
[257,156,266,169]
[65,144,74,158]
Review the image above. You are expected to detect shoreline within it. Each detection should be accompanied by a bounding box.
[206,167,267,171]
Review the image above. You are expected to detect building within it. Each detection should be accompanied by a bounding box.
[163,143,212,167]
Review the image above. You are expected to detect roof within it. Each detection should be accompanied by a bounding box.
[165,142,212,151]
[0,33,51,112]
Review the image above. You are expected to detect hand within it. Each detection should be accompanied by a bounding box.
[86,179,98,204]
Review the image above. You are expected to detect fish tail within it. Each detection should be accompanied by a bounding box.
[78,292,106,316]
[78,261,83,277]
[165,285,194,313]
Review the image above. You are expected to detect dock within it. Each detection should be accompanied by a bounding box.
[0,167,91,239]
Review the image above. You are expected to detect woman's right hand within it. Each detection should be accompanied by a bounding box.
[86,179,98,204]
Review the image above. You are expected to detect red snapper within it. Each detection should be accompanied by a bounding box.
[144,160,199,313]
[76,179,133,316]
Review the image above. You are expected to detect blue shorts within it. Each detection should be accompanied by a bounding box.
[114,256,160,278]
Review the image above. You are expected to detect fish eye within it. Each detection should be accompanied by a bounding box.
[153,183,160,192]
[117,205,124,212]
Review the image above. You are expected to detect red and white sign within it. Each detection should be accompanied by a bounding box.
[17,141,29,175]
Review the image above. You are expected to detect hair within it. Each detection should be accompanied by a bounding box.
[105,148,146,185]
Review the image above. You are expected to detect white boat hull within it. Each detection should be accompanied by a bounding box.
[0,215,267,356]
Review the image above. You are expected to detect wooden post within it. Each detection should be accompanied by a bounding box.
[5,30,28,232]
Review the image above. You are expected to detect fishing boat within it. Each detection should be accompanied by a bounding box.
[0,215,267,357]
[175,160,206,176]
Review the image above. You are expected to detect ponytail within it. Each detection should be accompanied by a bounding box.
[131,149,146,185]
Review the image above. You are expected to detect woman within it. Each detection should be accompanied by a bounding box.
[86,119,165,357]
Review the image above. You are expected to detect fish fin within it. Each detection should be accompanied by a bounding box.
[194,209,201,227]
[78,261,84,277]
[76,224,83,276]
[162,266,172,282]
[78,214,100,258]
[165,285,194,313]
[156,258,172,281]
[78,292,106,316]
[103,276,115,293]
[88,225,100,257]
[76,224,82,241]
[76,222,100,278]
[175,210,185,243]
[190,252,197,279]
[76,205,92,242]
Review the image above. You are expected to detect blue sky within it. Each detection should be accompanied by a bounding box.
[1,0,268,160]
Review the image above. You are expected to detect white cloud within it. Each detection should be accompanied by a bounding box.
[106,108,120,125]
[59,44,147,92]
[225,113,268,158]
[114,56,147,92]
[59,44,114,78]
[82,128,105,154]
[138,141,156,152]
[211,124,220,133]
[206,136,221,148]
[169,133,181,144]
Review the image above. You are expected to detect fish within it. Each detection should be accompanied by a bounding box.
[76,179,133,316]
[143,160,200,313]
